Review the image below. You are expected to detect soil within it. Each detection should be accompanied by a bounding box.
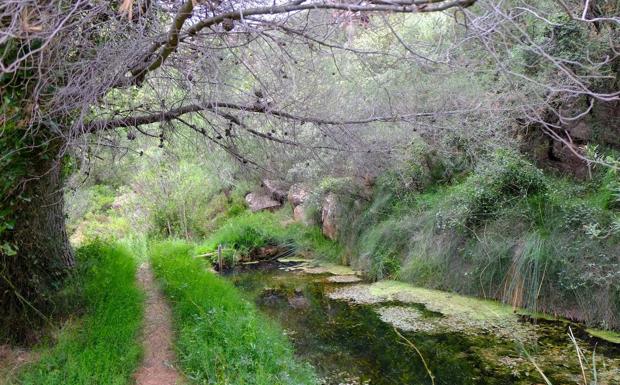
[0,345,37,384]
[134,264,183,385]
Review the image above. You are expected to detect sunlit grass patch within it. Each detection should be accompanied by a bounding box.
[16,242,143,385]
[150,240,317,385]
[195,210,342,266]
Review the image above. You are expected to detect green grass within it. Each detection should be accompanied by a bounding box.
[16,242,143,385]
[195,210,342,265]
[586,328,620,344]
[150,240,317,385]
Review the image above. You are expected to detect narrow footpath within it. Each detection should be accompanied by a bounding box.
[134,264,183,385]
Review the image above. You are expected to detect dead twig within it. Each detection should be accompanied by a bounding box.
[393,326,435,385]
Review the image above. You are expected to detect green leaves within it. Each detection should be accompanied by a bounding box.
[0,241,17,256]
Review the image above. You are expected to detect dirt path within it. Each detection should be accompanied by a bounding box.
[134,263,183,385]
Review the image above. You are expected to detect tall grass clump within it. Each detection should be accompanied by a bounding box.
[199,211,286,255]
[150,240,317,385]
[16,242,143,385]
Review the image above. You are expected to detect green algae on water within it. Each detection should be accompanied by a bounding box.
[587,328,620,344]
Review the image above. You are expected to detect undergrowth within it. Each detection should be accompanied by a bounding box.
[196,210,343,266]
[331,150,620,329]
[15,242,143,385]
[150,240,317,385]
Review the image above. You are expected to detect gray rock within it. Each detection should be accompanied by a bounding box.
[263,179,288,202]
[245,192,281,212]
[288,183,311,206]
[288,294,310,309]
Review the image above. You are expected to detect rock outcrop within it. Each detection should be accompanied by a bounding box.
[523,99,620,178]
[293,205,306,223]
[245,192,281,212]
[287,183,314,225]
[288,183,310,206]
[321,193,339,240]
[263,179,288,203]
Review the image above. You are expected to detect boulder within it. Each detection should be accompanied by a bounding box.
[292,203,319,226]
[245,192,281,212]
[288,183,311,206]
[321,193,339,240]
[288,294,310,310]
[262,179,288,202]
[550,141,589,179]
[565,121,592,141]
[293,204,305,221]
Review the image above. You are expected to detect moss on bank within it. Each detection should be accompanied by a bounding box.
[586,329,620,344]
[328,280,536,341]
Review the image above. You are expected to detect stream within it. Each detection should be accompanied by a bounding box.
[225,260,620,385]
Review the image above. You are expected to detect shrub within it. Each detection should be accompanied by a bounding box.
[132,161,222,239]
[65,184,117,233]
[447,150,548,228]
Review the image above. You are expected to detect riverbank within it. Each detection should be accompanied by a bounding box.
[149,240,317,385]
[225,256,620,385]
[5,234,617,385]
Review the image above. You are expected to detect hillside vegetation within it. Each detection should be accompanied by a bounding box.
[62,141,620,331]
[1,3,619,383]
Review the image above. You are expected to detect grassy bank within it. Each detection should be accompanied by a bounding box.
[186,151,619,330]
[195,210,342,266]
[15,242,143,385]
[149,240,317,385]
[323,151,620,330]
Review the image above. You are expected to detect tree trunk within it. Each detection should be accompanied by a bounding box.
[0,141,74,342]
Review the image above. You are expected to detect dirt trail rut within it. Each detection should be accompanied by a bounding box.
[134,263,183,385]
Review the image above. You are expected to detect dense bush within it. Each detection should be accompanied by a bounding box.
[65,184,116,231]
[133,161,220,238]
[443,150,548,229]
[66,162,249,245]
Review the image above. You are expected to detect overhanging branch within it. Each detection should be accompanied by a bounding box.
[83,101,480,132]
[123,0,477,86]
